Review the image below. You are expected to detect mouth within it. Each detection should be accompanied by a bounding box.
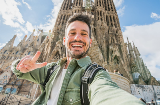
[69,41,86,49]
[71,44,83,48]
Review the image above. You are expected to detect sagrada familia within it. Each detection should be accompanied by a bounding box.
[0,0,160,104]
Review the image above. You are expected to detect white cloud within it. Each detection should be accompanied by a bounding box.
[0,43,6,49]
[113,0,125,17]
[26,21,34,32]
[0,0,32,44]
[52,0,63,5]
[0,0,63,47]
[0,0,25,27]
[123,22,160,80]
[22,0,32,10]
[151,12,160,20]
[113,0,124,8]
[14,29,24,42]
[36,0,63,32]
[117,6,125,16]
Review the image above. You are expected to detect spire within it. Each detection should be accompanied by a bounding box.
[73,0,83,7]
[54,0,73,28]
[95,0,105,8]
[60,0,72,10]
[94,0,120,29]
[17,35,27,47]
[127,37,129,43]
[5,35,17,49]
[132,41,140,56]
[105,0,116,12]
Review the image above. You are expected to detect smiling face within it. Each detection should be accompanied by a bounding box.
[63,20,92,59]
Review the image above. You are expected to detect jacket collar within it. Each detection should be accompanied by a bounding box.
[76,56,92,68]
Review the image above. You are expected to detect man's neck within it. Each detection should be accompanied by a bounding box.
[64,55,87,69]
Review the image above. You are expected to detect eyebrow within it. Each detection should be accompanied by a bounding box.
[69,29,88,33]
[81,29,88,33]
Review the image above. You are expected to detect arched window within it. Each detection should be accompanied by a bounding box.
[16,51,18,54]
[98,11,99,20]
[110,16,113,26]
[6,66,10,69]
[114,55,119,65]
[100,11,102,21]
[4,50,7,54]
[106,15,109,26]
[28,51,31,55]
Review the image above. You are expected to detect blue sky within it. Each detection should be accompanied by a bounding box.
[0,0,160,80]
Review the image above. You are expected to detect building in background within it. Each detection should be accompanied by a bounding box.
[0,0,159,104]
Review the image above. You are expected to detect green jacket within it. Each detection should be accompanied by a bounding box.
[12,56,145,105]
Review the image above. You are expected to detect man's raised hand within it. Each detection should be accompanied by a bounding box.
[16,51,47,73]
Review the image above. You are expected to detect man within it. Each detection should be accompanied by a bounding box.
[151,99,155,105]
[12,14,145,105]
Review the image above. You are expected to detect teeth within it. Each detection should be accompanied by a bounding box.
[73,45,82,47]
[72,45,82,47]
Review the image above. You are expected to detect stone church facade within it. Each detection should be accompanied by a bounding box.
[0,0,160,103]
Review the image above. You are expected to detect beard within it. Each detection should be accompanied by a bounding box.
[67,47,89,59]
[67,40,90,59]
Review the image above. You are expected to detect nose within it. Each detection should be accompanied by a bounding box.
[74,33,82,41]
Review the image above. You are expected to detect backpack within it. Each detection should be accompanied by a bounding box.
[42,63,106,105]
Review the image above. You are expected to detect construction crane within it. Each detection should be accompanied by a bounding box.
[84,0,92,12]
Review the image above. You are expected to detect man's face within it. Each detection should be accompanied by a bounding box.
[63,21,92,59]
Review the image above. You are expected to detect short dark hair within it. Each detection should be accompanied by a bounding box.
[66,13,91,38]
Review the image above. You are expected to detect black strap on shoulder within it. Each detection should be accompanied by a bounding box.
[41,64,59,87]
[81,63,106,105]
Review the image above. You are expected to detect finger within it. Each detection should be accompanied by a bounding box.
[24,65,32,71]
[19,64,25,68]
[18,66,30,73]
[31,51,41,63]
[20,57,32,67]
[35,62,47,68]
[16,55,31,69]
[17,63,25,70]
[17,62,25,70]
[18,63,32,73]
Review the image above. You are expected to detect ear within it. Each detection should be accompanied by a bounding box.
[89,39,92,47]
[63,37,65,45]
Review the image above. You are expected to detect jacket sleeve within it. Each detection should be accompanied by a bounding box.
[11,59,53,85]
[88,70,145,105]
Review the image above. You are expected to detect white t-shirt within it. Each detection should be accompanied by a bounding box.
[47,68,67,105]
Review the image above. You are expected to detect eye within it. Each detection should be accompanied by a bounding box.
[81,33,87,36]
[69,32,76,35]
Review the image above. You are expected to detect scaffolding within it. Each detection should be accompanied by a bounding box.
[84,0,92,10]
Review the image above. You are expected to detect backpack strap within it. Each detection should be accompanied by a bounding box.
[81,63,106,105]
[41,64,59,87]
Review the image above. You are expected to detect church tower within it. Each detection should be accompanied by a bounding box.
[38,0,134,82]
